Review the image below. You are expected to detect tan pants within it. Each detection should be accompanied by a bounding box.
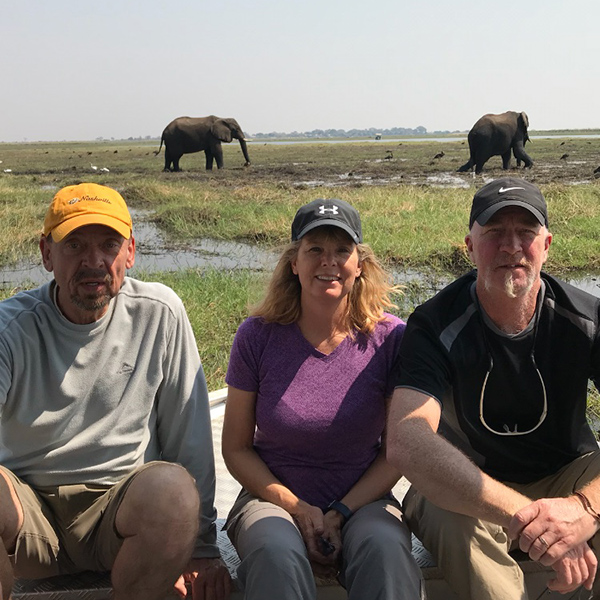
[404,451,600,600]
[0,462,165,578]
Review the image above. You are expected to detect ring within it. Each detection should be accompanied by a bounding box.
[539,536,549,547]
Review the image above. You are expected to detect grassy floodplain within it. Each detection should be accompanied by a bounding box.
[0,135,600,390]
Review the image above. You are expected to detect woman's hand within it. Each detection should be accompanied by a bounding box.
[290,501,339,576]
[290,501,325,557]
[320,509,344,563]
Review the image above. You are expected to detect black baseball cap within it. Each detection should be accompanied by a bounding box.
[469,177,548,229]
[291,199,363,244]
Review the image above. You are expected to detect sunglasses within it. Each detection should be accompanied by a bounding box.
[476,295,547,436]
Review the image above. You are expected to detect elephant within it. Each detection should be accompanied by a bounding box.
[457,111,533,174]
[155,115,251,171]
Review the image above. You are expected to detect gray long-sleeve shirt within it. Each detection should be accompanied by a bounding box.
[0,277,219,558]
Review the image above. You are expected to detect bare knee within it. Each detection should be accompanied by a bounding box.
[116,463,200,539]
[0,472,23,552]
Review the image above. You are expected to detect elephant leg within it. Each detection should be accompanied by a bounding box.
[475,157,488,174]
[205,150,214,170]
[513,144,534,168]
[501,149,512,170]
[457,158,474,172]
[172,155,182,172]
[164,149,173,172]
[213,144,224,169]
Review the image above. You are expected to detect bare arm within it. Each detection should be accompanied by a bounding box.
[386,387,531,527]
[387,387,597,592]
[221,386,330,563]
[334,396,404,513]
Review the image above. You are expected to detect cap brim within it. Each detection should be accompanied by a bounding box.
[295,219,361,244]
[49,214,132,242]
[475,200,547,227]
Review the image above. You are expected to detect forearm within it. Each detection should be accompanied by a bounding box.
[577,478,600,520]
[389,418,531,527]
[339,451,403,512]
[224,447,308,515]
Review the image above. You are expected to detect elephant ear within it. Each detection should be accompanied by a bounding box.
[211,120,233,143]
[520,112,530,129]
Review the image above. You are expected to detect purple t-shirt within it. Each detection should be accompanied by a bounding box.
[225,313,405,510]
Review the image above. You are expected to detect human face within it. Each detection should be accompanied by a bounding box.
[40,224,135,324]
[291,228,362,308]
[465,207,552,300]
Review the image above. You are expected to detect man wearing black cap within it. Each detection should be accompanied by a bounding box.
[387,177,600,599]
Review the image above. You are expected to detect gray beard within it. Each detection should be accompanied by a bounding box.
[70,293,112,312]
[483,265,536,299]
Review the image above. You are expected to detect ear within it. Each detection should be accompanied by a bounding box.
[465,233,475,261]
[291,256,298,275]
[40,235,54,273]
[210,120,233,143]
[542,231,552,263]
[519,112,529,129]
[126,236,136,269]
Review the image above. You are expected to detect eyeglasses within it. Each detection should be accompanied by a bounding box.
[478,352,548,436]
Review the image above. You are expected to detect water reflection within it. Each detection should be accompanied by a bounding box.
[2,216,600,303]
[0,219,279,288]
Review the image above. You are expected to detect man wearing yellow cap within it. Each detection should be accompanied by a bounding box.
[0,183,230,600]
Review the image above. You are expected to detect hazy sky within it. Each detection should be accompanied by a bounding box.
[3,0,599,142]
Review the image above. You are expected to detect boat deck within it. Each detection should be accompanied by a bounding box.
[13,389,574,599]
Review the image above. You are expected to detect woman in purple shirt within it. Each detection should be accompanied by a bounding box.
[222,199,421,600]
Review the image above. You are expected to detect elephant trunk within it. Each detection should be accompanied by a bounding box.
[238,137,251,166]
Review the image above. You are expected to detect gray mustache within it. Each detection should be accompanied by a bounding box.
[73,271,113,284]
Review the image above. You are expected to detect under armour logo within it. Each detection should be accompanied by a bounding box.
[319,205,339,215]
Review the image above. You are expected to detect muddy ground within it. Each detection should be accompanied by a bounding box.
[2,137,599,189]
[158,137,600,189]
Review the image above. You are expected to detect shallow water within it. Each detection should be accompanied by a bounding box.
[0,217,279,287]
[2,215,600,302]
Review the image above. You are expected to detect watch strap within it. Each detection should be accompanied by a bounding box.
[327,500,353,524]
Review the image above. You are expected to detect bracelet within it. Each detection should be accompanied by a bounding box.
[574,491,600,524]
[326,500,354,524]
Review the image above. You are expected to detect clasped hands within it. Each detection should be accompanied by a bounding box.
[509,495,600,593]
[292,502,344,579]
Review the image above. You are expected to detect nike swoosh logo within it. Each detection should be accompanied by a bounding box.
[498,186,525,193]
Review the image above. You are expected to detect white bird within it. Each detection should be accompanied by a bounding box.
[3,169,12,173]
[100,167,110,172]
[90,163,98,171]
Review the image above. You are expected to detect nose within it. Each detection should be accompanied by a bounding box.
[81,245,105,268]
[321,249,338,266]
[499,231,522,254]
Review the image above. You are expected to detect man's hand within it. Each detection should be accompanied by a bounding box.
[547,542,597,593]
[182,557,231,600]
[508,496,599,564]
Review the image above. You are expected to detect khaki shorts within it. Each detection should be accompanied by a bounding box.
[1,461,162,578]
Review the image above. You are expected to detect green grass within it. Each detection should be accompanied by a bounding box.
[1,134,600,277]
[2,136,600,403]
[134,269,267,390]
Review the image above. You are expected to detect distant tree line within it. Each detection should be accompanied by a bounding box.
[251,126,430,139]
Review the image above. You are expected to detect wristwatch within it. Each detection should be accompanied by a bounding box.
[326,500,353,524]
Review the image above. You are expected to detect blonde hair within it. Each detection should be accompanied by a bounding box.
[252,228,399,335]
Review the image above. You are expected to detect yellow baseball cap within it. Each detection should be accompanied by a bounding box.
[43,183,132,242]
